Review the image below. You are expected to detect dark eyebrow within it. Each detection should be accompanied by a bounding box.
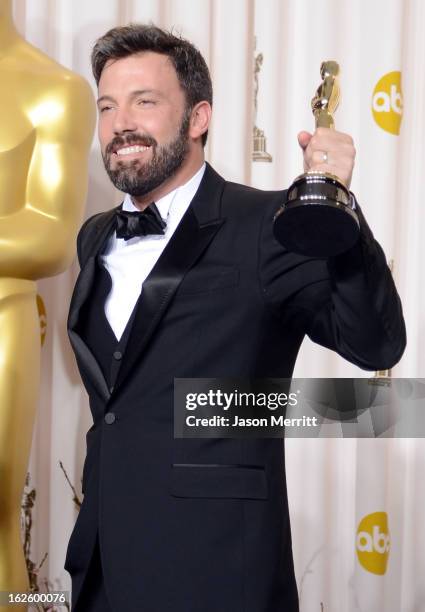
[129,89,162,98]
[97,89,162,106]
[97,95,116,106]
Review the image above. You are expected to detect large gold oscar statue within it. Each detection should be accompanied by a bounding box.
[0,1,95,608]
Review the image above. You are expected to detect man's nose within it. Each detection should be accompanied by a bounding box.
[112,107,138,135]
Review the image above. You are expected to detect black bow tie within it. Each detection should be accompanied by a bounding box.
[115,203,167,241]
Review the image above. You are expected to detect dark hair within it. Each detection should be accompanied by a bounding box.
[91,23,213,146]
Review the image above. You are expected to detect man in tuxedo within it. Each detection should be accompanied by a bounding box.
[65,23,406,612]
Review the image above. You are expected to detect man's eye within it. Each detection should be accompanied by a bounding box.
[138,99,154,105]
[99,106,112,113]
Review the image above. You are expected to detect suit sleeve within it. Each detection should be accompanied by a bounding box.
[258,192,406,370]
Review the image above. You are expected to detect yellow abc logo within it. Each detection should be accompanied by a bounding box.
[36,294,47,347]
[356,511,390,575]
[372,71,403,135]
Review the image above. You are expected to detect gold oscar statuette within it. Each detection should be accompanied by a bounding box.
[252,42,272,162]
[273,61,360,257]
[0,1,95,608]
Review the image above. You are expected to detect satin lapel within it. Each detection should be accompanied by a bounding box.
[67,209,117,403]
[68,208,117,330]
[114,163,226,392]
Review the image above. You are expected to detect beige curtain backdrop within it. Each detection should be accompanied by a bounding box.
[10,0,424,610]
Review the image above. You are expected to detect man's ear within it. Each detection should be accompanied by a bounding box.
[188,101,212,141]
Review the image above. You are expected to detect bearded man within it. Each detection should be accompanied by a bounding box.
[65,23,406,612]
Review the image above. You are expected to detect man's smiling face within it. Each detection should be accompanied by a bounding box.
[97,51,191,198]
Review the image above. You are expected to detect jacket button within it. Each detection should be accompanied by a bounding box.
[113,351,122,360]
[104,412,116,424]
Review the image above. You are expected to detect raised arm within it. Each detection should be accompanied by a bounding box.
[259,194,406,371]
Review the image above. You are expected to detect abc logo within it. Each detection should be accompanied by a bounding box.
[37,294,47,347]
[356,511,390,575]
[372,71,403,135]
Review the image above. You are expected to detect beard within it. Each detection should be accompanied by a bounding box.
[102,109,191,197]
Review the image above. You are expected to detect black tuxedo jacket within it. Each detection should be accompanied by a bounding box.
[64,162,405,611]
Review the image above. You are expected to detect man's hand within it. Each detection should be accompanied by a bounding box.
[297,127,356,189]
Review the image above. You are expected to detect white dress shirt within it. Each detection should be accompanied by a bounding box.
[101,162,206,340]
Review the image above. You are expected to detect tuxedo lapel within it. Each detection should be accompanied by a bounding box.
[114,163,226,392]
[68,208,117,330]
[67,209,117,402]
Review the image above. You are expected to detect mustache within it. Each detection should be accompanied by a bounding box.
[105,133,157,157]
